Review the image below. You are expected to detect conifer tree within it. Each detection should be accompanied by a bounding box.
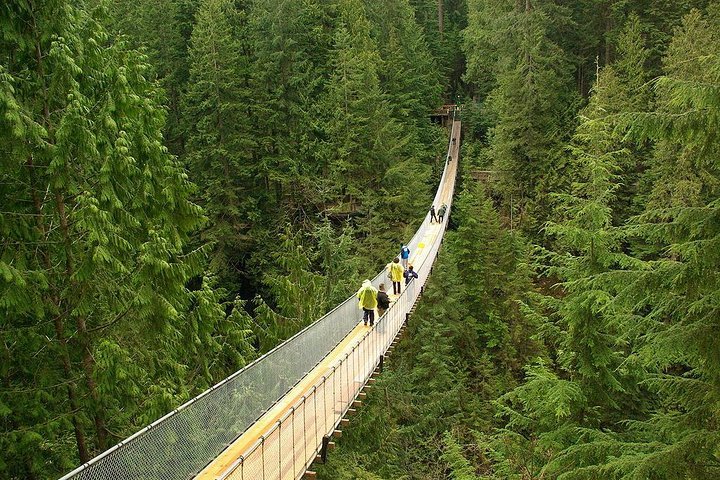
[562,7,720,477]
[320,0,397,208]
[247,0,333,214]
[108,0,196,155]
[312,221,361,306]
[463,0,577,228]
[543,64,643,417]
[365,0,442,126]
[485,63,648,479]
[608,13,653,221]
[183,0,256,291]
[441,431,481,480]
[267,226,325,326]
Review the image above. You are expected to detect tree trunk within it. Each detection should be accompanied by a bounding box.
[31,3,110,449]
[602,1,613,65]
[30,15,92,459]
[54,191,109,451]
[525,0,533,78]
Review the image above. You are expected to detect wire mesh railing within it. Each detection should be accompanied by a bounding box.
[58,117,460,480]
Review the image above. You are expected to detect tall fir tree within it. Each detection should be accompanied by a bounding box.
[319,0,397,208]
[247,0,333,215]
[573,7,720,477]
[463,0,578,230]
[182,0,256,292]
[107,0,197,156]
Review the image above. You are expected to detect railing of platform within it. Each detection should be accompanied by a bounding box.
[58,116,459,480]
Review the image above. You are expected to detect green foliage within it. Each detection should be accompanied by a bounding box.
[107,0,196,155]
[463,0,579,228]
[182,0,256,292]
[320,0,396,201]
[247,0,332,214]
[441,430,480,480]
[0,1,252,476]
[484,5,720,480]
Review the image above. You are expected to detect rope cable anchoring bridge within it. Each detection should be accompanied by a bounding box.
[59,114,461,480]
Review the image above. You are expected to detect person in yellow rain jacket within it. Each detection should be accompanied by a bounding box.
[386,257,404,295]
[357,279,378,326]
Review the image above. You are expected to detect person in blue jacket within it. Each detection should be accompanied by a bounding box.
[399,244,410,270]
[403,265,418,285]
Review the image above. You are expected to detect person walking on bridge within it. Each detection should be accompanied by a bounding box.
[357,280,378,326]
[376,284,390,318]
[399,244,410,270]
[387,258,404,295]
[438,203,447,223]
[404,265,418,285]
[430,205,438,223]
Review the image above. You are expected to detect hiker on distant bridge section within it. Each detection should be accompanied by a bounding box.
[399,244,410,270]
[438,203,447,223]
[357,280,378,326]
[387,258,404,295]
[430,204,438,223]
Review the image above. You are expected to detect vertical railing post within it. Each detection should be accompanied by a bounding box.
[320,435,331,463]
[291,407,296,476]
[313,386,318,447]
[323,376,328,434]
[261,435,265,480]
[277,421,281,480]
[302,396,307,469]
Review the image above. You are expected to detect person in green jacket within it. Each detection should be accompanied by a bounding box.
[386,257,404,295]
[438,203,447,222]
[357,279,378,326]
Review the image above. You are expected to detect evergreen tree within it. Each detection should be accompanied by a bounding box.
[441,430,481,480]
[312,221,361,306]
[319,0,397,208]
[463,0,578,230]
[554,7,720,477]
[183,0,256,292]
[107,0,197,155]
[544,64,643,417]
[247,0,333,215]
[365,0,442,127]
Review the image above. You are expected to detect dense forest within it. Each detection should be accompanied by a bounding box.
[1,0,718,479]
[317,0,720,479]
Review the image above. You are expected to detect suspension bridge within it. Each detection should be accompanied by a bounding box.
[59,116,461,480]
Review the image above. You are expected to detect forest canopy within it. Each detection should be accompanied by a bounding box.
[2,0,719,479]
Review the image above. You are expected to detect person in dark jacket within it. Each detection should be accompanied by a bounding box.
[404,265,418,285]
[376,284,390,318]
[430,205,438,223]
